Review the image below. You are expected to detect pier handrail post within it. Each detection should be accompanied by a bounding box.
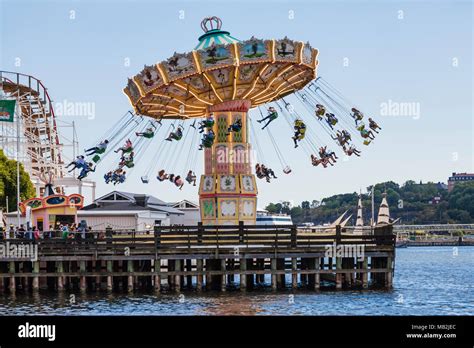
[154,224,162,258]
[336,225,342,245]
[239,221,244,244]
[106,226,113,250]
[274,227,278,257]
[197,222,203,244]
[291,225,297,248]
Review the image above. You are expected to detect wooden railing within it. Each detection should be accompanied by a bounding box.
[0,224,395,257]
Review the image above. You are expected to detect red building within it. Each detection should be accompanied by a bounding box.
[448,172,474,192]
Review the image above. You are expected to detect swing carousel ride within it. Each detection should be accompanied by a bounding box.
[74,16,382,225]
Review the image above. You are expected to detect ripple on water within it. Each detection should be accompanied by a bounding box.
[0,247,473,315]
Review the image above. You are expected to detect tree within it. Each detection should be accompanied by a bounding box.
[265,203,279,214]
[290,206,303,220]
[281,201,291,215]
[0,149,36,212]
[448,182,474,219]
[301,201,310,210]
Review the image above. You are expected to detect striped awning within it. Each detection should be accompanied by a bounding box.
[195,29,240,50]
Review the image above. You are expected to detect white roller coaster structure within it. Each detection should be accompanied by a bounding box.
[0,71,95,199]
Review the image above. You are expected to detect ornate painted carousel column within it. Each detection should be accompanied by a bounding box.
[199,100,258,225]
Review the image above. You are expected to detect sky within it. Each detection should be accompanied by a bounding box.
[1,0,473,207]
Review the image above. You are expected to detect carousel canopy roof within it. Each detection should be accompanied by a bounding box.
[123,16,319,119]
[196,17,240,50]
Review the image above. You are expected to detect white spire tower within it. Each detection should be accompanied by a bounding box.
[377,192,390,225]
[356,193,364,226]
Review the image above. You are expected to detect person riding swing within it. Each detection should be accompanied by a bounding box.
[258,107,278,130]
[261,164,278,183]
[66,155,86,172]
[136,126,156,139]
[311,154,333,168]
[85,140,109,156]
[173,175,184,190]
[368,118,382,133]
[341,130,352,143]
[157,169,169,182]
[227,118,242,135]
[78,162,95,181]
[319,146,338,163]
[315,104,326,120]
[198,115,215,133]
[115,139,133,154]
[104,171,114,184]
[325,113,338,130]
[331,131,347,147]
[343,145,362,157]
[255,164,264,179]
[119,151,135,168]
[351,108,364,125]
[165,125,184,142]
[199,130,215,150]
[358,125,375,141]
[292,119,306,148]
[110,168,123,184]
[186,170,197,186]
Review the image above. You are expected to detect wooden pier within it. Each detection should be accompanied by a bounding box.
[0,223,395,293]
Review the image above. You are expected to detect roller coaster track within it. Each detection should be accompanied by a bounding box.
[0,71,64,181]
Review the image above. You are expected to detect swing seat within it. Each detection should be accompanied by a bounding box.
[125,162,135,168]
[363,140,371,146]
[357,125,365,131]
[123,147,133,153]
[92,154,101,163]
[143,133,154,139]
[96,148,106,155]
[283,166,292,174]
[141,176,149,184]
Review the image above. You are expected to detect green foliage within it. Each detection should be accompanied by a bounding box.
[0,149,36,211]
[266,180,474,225]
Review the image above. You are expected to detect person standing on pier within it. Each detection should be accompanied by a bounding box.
[8,225,15,239]
[33,226,40,241]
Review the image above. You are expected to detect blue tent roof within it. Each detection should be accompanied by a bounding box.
[195,29,240,50]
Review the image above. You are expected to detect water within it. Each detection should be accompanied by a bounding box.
[1,247,473,315]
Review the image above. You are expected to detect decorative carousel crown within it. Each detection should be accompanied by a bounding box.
[201,16,223,33]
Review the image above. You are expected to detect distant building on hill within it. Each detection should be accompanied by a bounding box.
[448,172,474,192]
[429,196,442,205]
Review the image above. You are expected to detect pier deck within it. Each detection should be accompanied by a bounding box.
[0,223,395,293]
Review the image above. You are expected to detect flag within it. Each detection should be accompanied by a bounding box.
[0,100,16,122]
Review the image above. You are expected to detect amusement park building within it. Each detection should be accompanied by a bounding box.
[77,191,183,231]
[167,200,200,226]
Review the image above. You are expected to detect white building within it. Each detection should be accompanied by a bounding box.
[168,200,200,225]
[78,191,183,231]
